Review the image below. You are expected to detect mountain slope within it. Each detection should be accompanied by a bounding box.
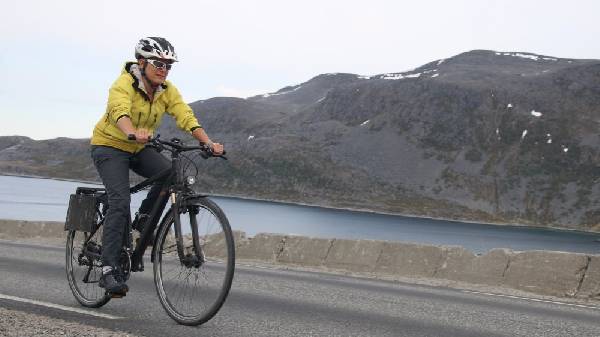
[3,50,600,230]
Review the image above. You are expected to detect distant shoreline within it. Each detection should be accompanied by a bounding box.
[0,173,101,185]
[1,174,597,235]
[218,191,599,235]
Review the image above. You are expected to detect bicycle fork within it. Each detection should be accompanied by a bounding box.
[172,193,206,268]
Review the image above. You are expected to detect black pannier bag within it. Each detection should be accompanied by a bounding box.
[64,187,103,232]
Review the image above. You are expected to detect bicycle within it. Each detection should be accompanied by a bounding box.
[64,135,235,326]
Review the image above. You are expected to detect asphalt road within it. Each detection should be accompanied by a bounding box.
[1,240,600,337]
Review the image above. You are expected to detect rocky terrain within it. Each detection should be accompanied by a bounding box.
[2,50,600,230]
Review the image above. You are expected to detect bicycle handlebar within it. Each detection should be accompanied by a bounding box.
[127,134,227,160]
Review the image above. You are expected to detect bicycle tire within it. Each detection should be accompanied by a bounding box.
[66,229,111,308]
[153,197,235,326]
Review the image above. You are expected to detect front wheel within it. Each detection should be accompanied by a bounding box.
[153,197,235,326]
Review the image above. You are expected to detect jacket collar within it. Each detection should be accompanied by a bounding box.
[124,62,167,100]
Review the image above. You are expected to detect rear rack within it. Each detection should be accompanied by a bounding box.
[76,187,105,195]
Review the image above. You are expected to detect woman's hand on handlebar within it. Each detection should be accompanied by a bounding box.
[203,141,224,155]
[132,129,152,144]
[117,117,151,144]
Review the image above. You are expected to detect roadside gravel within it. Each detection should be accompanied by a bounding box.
[0,307,141,337]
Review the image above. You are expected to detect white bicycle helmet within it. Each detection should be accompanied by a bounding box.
[135,37,178,62]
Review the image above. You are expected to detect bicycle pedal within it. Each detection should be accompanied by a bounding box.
[107,291,127,298]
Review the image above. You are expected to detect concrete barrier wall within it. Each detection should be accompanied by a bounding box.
[325,239,383,273]
[237,234,600,300]
[502,250,589,297]
[278,236,333,266]
[579,256,600,297]
[236,233,286,262]
[435,247,512,286]
[0,219,65,239]
[2,219,600,300]
[374,241,445,277]
[236,234,600,300]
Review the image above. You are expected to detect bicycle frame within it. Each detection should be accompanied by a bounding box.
[84,137,215,273]
[130,167,171,272]
[130,144,202,272]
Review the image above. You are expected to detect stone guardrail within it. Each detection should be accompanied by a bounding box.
[2,219,598,300]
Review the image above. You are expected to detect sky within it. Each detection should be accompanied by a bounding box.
[1,0,599,140]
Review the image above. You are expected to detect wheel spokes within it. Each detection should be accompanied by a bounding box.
[155,201,234,324]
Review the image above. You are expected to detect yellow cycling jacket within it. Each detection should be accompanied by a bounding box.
[91,62,201,153]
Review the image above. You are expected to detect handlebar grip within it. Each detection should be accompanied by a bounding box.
[215,150,228,160]
[199,146,227,159]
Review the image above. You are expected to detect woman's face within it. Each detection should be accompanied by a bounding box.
[140,58,173,86]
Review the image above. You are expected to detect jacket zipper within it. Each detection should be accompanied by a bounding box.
[136,110,141,128]
[145,101,153,128]
[136,94,151,129]
[144,90,160,128]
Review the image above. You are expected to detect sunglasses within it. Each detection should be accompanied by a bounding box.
[146,59,173,71]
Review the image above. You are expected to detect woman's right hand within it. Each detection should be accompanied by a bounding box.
[118,117,150,144]
[134,128,152,144]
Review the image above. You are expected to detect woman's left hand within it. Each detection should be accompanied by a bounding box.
[211,142,224,155]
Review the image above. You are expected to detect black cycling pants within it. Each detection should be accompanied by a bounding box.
[91,145,171,268]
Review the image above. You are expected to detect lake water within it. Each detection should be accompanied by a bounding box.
[1,175,600,254]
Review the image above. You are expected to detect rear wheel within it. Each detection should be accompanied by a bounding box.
[154,197,235,326]
[65,227,111,308]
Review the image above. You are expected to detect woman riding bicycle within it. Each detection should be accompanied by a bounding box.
[90,37,223,295]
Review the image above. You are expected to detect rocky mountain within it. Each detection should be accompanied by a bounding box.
[0,136,96,180]
[3,50,600,231]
